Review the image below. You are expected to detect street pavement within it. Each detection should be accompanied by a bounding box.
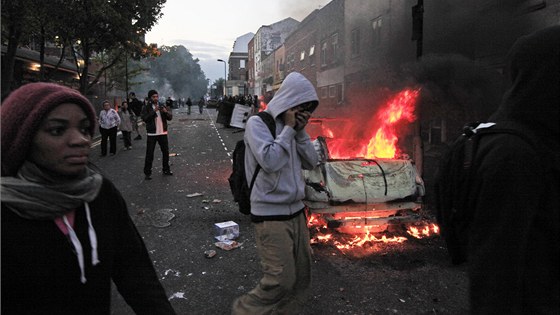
[91,107,258,314]
[91,106,468,315]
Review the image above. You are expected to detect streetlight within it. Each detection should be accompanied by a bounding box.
[217,59,227,97]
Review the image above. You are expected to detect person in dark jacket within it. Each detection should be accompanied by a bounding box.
[186,97,192,115]
[141,89,173,180]
[467,26,559,314]
[198,96,205,114]
[0,82,176,315]
[128,92,143,140]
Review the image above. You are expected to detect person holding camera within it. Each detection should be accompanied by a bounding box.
[141,89,173,180]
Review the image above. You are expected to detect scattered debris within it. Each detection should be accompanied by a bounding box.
[168,292,186,300]
[215,240,242,251]
[204,250,217,258]
[134,208,175,228]
[214,221,239,241]
[186,192,203,198]
[212,199,222,203]
[164,269,181,277]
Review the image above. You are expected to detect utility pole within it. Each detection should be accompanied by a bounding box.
[125,50,129,101]
[217,59,227,97]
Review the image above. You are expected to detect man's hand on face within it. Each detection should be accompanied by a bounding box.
[294,110,311,131]
[282,107,311,131]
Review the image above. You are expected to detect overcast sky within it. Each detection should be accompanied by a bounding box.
[145,0,332,83]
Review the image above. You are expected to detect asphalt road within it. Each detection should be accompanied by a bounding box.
[91,107,469,315]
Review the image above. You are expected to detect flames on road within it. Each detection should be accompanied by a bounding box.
[307,213,439,252]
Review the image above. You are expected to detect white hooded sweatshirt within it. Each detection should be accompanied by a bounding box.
[244,72,319,217]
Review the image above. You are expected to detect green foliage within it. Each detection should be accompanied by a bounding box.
[1,0,166,95]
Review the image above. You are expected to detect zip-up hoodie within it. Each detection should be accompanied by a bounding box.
[244,72,319,218]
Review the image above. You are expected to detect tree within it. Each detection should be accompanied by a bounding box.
[1,0,166,96]
[1,0,33,98]
[144,45,207,99]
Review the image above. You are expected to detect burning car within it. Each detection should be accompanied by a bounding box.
[303,89,426,235]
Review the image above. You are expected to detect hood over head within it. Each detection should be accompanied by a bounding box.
[490,26,560,144]
[266,72,319,119]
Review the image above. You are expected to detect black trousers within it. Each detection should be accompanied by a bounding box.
[122,130,132,148]
[100,126,117,155]
[144,135,170,175]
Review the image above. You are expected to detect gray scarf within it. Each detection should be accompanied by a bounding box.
[1,161,103,283]
[1,161,103,220]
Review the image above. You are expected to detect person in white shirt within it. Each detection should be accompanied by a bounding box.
[98,100,120,156]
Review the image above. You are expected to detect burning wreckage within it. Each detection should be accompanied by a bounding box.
[304,136,424,234]
[302,89,432,241]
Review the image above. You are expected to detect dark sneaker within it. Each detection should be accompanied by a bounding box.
[145,174,152,180]
[163,171,173,176]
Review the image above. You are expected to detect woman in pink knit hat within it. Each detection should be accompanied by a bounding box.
[0,82,176,315]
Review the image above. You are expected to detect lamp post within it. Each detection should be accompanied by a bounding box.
[217,59,227,97]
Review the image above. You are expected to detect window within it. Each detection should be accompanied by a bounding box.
[309,45,315,66]
[287,53,293,69]
[351,28,360,57]
[331,33,339,63]
[337,84,343,104]
[240,60,245,68]
[321,87,328,99]
[321,41,327,66]
[371,16,383,47]
[329,86,336,98]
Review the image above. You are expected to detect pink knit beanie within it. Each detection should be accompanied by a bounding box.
[1,82,97,176]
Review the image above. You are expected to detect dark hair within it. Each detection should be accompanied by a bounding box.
[148,90,158,98]
[299,101,318,113]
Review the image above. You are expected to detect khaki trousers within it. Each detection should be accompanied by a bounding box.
[232,212,312,315]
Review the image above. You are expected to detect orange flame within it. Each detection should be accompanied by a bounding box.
[259,101,268,112]
[407,224,440,239]
[366,89,418,158]
[308,213,411,251]
[316,88,419,159]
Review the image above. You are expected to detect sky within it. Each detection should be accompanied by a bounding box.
[145,0,332,84]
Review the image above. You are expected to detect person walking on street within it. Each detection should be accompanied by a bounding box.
[0,82,177,315]
[231,72,320,315]
[119,100,134,150]
[198,97,205,114]
[166,96,173,109]
[186,97,192,115]
[128,92,143,140]
[465,26,560,314]
[98,100,120,156]
[141,90,173,180]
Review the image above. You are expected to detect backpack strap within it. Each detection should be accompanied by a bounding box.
[462,121,546,172]
[249,112,277,190]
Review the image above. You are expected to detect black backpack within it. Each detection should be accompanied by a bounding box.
[228,112,276,215]
[435,121,543,265]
